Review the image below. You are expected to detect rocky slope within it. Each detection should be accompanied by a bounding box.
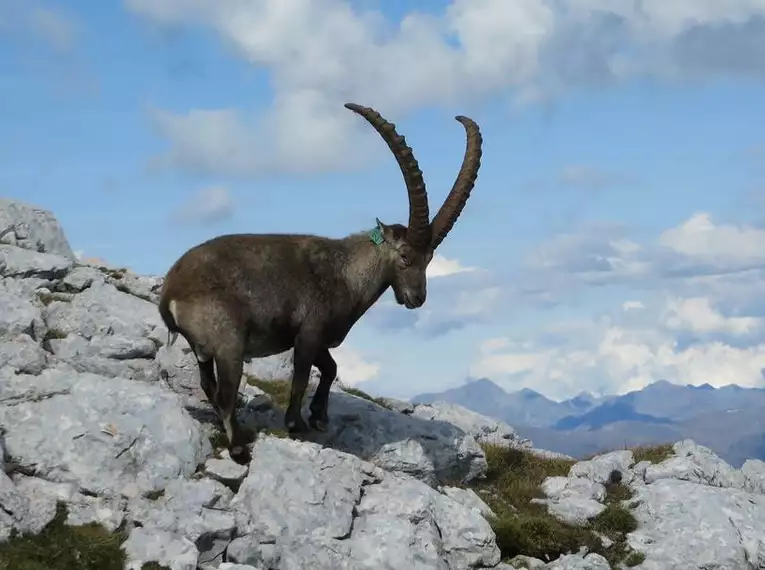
[1,199,765,569]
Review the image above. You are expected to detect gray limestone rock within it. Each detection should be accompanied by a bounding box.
[412,401,532,450]
[227,435,500,570]
[122,527,199,570]
[0,199,75,259]
[0,245,72,280]
[643,439,746,489]
[290,389,487,487]
[0,333,49,374]
[43,280,162,340]
[627,478,765,569]
[0,369,211,497]
[128,478,236,547]
[0,278,46,340]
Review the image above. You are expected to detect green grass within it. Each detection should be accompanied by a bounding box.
[341,386,392,409]
[631,443,674,465]
[245,376,292,410]
[605,478,634,503]
[624,551,647,566]
[472,444,645,567]
[0,503,173,570]
[246,376,394,413]
[42,328,68,341]
[143,489,165,501]
[208,426,229,450]
[0,504,126,570]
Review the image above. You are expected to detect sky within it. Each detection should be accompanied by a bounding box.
[2,0,765,402]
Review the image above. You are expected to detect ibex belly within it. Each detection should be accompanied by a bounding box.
[242,332,293,361]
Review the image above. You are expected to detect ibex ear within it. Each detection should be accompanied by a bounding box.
[375,218,395,244]
[372,218,406,249]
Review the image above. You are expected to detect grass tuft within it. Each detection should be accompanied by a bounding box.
[631,443,674,465]
[604,480,634,503]
[42,328,68,341]
[245,377,292,410]
[624,551,646,566]
[0,503,126,570]
[472,444,644,567]
[208,427,229,450]
[341,386,392,410]
[591,503,638,535]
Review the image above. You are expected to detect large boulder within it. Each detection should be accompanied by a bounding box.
[0,198,75,259]
[226,435,501,570]
[0,368,211,498]
[240,384,488,487]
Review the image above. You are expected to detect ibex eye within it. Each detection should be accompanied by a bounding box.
[401,254,409,264]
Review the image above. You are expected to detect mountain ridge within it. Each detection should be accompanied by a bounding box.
[411,378,765,466]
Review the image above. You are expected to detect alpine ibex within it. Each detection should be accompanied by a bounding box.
[158,103,483,464]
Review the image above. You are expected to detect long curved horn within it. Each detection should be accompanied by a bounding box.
[430,115,483,249]
[344,103,431,250]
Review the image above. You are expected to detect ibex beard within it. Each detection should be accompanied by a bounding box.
[158,103,483,465]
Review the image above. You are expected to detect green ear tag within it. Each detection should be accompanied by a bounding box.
[368,226,384,246]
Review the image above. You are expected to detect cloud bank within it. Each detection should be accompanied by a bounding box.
[127,0,765,175]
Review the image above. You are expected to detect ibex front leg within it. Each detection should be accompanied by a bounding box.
[309,348,337,432]
[285,332,319,434]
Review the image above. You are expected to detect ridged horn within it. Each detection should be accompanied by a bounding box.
[344,103,431,250]
[429,115,483,249]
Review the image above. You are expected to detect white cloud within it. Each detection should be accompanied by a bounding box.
[480,212,765,400]
[525,224,651,284]
[366,255,501,336]
[0,2,77,53]
[127,0,765,175]
[662,296,761,336]
[470,294,765,400]
[659,212,765,268]
[30,7,76,52]
[408,285,502,336]
[331,345,380,386]
[426,254,475,278]
[479,337,511,354]
[526,212,765,298]
[173,185,233,224]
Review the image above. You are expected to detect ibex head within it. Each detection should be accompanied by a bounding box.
[345,103,483,309]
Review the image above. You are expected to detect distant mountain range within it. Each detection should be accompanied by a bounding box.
[412,379,765,467]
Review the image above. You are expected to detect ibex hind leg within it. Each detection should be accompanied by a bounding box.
[195,354,218,406]
[309,348,338,432]
[169,299,219,407]
[214,345,251,465]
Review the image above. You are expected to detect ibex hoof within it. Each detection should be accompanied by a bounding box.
[309,416,329,432]
[286,415,310,435]
[229,445,251,465]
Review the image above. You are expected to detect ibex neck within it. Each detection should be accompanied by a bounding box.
[341,231,393,314]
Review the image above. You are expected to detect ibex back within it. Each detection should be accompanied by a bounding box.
[158,103,483,464]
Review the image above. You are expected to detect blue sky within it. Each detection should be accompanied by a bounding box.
[3,0,765,401]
